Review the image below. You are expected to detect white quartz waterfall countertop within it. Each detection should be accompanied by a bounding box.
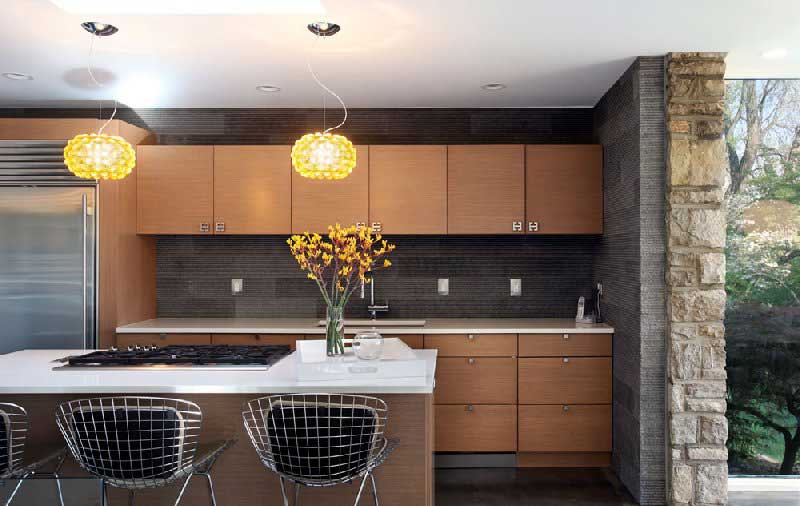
[0,349,438,395]
[116,318,614,334]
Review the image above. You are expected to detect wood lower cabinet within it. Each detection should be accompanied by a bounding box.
[447,145,525,234]
[518,405,612,453]
[526,144,603,234]
[211,334,302,350]
[434,357,517,405]
[435,405,517,452]
[137,145,214,234]
[369,146,447,234]
[213,146,291,234]
[292,145,369,234]
[116,333,211,347]
[424,333,516,357]
[518,357,612,405]
[518,333,612,357]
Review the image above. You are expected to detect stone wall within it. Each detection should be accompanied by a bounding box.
[666,53,728,506]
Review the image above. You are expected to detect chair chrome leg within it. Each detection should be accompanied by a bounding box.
[54,477,65,506]
[174,474,193,506]
[5,473,30,506]
[353,473,371,505]
[369,473,379,506]
[53,454,66,506]
[202,473,217,506]
[99,480,108,506]
[128,489,136,506]
[279,477,289,506]
[294,482,301,506]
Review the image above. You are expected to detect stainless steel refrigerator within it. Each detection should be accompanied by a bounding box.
[0,141,96,354]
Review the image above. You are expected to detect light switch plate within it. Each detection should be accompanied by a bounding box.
[510,278,522,296]
[231,278,243,295]
[437,278,449,296]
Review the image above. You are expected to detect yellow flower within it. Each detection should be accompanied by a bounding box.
[383,259,392,268]
[307,273,317,280]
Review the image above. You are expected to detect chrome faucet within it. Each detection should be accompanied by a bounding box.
[361,272,389,320]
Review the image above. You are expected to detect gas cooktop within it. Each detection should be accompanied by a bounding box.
[55,345,292,370]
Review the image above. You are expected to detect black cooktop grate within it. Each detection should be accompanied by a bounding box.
[67,345,292,367]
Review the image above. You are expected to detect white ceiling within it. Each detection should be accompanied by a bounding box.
[1,0,799,109]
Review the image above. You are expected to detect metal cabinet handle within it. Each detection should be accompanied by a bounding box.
[200,223,210,233]
[468,358,476,365]
[215,222,225,233]
[355,222,366,231]
[528,221,539,232]
[512,221,523,232]
[563,357,570,363]
[371,222,382,233]
[563,333,569,340]
[465,405,474,412]
[563,405,570,412]
[468,334,475,341]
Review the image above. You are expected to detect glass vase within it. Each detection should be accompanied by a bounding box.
[326,305,345,357]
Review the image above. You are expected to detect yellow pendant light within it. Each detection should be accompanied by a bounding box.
[65,22,136,181]
[291,22,356,180]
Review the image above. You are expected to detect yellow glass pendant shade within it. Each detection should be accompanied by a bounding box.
[291,132,356,180]
[64,133,136,180]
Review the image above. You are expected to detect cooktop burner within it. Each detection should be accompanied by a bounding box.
[60,345,292,369]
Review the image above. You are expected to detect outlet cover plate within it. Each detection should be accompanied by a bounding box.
[231,278,244,295]
[510,278,522,296]
[438,278,449,296]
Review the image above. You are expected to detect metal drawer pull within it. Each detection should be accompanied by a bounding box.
[563,334,569,340]
[563,405,570,412]
[465,405,474,412]
[563,357,570,363]
[512,221,523,232]
[199,223,210,233]
[371,222,382,233]
[468,334,475,340]
[468,358,476,365]
[528,221,539,232]
[215,222,225,232]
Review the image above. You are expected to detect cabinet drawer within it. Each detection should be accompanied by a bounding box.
[211,334,302,350]
[424,334,516,357]
[519,333,611,357]
[519,357,611,404]
[435,358,517,404]
[392,334,424,349]
[518,405,611,452]
[435,405,517,452]
[116,333,211,348]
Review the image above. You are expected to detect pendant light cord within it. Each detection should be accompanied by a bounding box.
[87,34,117,135]
[308,36,347,134]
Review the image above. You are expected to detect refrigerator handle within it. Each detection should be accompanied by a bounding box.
[81,193,88,349]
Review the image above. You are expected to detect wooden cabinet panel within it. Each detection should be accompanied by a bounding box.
[291,145,369,234]
[518,358,612,405]
[448,145,525,234]
[137,146,214,234]
[383,334,424,349]
[211,334,302,350]
[435,405,517,452]
[526,145,603,234]
[518,405,612,453]
[519,333,612,357]
[424,334,516,357]
[116,333,211,348]
[369,146,447,234]
[435,358,517,404]
[213,146,291,234]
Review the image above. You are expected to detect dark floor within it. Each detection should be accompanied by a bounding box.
[435,468,637,505]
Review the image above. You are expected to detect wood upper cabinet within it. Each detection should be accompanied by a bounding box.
[137,145,214,234]
[369,145,447,234]
[213,146,291,234]
[292,145,369,234]
[526,145,603,234]
[448,145,525,234]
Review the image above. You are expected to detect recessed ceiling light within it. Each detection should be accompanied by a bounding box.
[762,48,788,60]
[481,83,507,91]
[50,0,324,14]
[256,85,281,93]
[307,21,341,37]
[2,72,33,81]
[81,22,119,36]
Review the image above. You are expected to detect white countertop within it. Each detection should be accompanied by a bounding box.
[0,349,438,395]
[117,318,614,335]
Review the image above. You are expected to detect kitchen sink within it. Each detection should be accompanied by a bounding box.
[317,319,426,327]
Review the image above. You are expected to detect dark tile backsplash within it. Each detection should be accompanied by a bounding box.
[157,235,599,319]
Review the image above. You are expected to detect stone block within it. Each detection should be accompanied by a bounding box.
[671,324,698,341]
[670,188,725,205]
[671,415,698,445]
[688,446,728,461]
[696,464,727,504]
[699,253,725,284]
[669,138,727,187]
[686,398,726,413]
[686,381,726,399]
[670,208,726,248]
[672,383,685,413]
[700,415,728,445]
[669,120,691,134]
[671,342,703,380]
[668,101,724,117]
[671,463,694,503]
[703,368,728,380]
[698,323,725,339]
[670,252,697,268]
[670,289,726,322]
[695,119,724,139]
[669,269,697,287]
[668,60,726,77]
[702,343,726,370]
[700,79,726,98]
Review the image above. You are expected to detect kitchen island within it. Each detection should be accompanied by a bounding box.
[0,348,437,506]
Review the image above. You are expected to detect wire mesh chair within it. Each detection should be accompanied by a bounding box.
[1,403,67,506]
[243,394,398,506]
[55,397,234,506]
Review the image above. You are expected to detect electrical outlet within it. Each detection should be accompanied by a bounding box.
[437,278,449,296]
[231,278,243,295]
[510,278,522,296]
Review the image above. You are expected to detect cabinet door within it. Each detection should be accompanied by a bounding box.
[116,333,211,348]
[518,357,612,404]
[518,405,612,452]
[137,146,214,234]
[526,145,603,234]
[448,145,525,234]
[424,334,517,357]
[434,357,517,404]
[435,405,517,452]
[213,146,291,234]
[291,145,369,234]
[211,334,302,350]
[369,145,447,234]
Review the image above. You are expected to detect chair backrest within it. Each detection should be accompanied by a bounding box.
[0,403,27,477]
[56,397,202,486]
[243,394,388,485]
